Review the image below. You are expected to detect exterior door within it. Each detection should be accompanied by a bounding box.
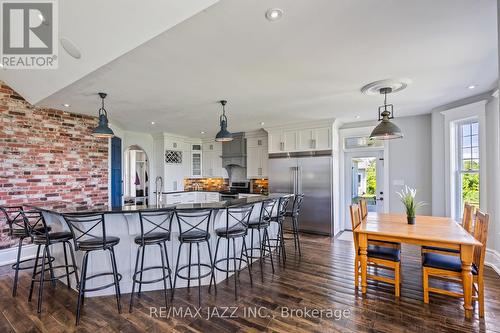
[344,150,384,230]
[111,137,122,207]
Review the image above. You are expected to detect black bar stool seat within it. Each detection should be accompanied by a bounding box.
[134,231,170,245]
[215,226,246,238]
[77,236,120,250]
[248,219,270,229]
[32,231,72,244]
[179,230,210,242]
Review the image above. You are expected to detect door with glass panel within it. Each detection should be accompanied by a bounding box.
[344,150,384,230]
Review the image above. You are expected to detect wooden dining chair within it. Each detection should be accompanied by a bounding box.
[350,204,401,297]
[359,198,368,220]
[421,203,474,257]
[422,210,489,317]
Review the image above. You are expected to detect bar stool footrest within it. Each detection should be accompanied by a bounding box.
[132,266,172,284]
[78,272,122,292]
[175,263,212,280]
[12,256,55,271]
[32,264,78,282]
[214,257,249,273]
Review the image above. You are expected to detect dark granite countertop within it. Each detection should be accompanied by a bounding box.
[27,193,293,215]
[154,190,223,194]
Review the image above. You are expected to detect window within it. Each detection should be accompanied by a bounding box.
[456,119,480,217]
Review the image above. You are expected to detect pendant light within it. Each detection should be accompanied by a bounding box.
[92,92,115,138]
[215,100,233,142]
[369,87,403,140]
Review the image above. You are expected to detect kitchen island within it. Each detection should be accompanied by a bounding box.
[29,193,292,296]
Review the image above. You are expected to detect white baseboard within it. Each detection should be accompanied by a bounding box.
[485,248,500,276]
[0,244,37,267]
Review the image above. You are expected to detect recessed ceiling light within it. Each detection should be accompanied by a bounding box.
[355,115,360,119]
[151,121,155,125]
[468,85,476,90]
[265,8,283,21]
[200,131,205,134]
[62,103,70,107]
[260,122,265,126]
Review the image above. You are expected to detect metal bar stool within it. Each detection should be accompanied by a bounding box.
[269,195,292,267]
[0,205,55,297]
[129,209,174,312]
[171,209,215,306]
[62,213,122,325]
[211,204,254,299]
[246,198,277,281]
[22,210,79,313]
[284,194,304,256]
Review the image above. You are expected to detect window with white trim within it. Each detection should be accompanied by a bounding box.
[455,119,480,217]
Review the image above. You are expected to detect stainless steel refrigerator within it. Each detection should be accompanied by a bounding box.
[268,153,333,235]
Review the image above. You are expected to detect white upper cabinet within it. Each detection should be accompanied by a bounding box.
[266,121,333,153]
[246,132,268,178]
[201,141,226,178]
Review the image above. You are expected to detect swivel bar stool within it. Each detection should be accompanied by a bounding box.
[212,204,254,299]
[172,209,215,306]
[23,210,79,313]
[0,205,55,297]
[269,195,292,267]
[129,209,174,312]
[284,194,304,256]
[62,213,122,325]
[246,198,277,280]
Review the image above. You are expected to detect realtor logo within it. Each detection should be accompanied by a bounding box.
[1,0,58,69]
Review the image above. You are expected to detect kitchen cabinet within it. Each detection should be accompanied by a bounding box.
[247,135,268,178]
[268,126,331,153]
[164,191,220,204]
[202,141,226,178]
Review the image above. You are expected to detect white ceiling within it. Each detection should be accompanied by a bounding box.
[0,0,219,103]
[13,0,500,137]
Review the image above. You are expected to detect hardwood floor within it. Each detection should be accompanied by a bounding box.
[0,233,499,332]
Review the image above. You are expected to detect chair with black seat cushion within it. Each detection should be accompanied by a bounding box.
[247,198,277,280]
[129,209,174,312]
[284,194,304,256]
[422,210,489,317]
[350,204,401,297]
[212,204,254,299]
[22,210,78,313]
[421,203,474,257]
[172,209,215,306]
[62,213,122,325]
[269,195,292,266]
[0,205,55,297]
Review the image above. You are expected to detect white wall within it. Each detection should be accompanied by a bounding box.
[387,115,433,215]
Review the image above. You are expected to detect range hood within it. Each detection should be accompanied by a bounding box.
[222,132,246,168]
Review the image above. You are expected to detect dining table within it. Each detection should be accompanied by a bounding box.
[353,212,482,319]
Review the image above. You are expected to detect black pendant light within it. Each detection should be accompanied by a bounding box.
[369,87,403,140]
[92,92,115,138]
[215,100,233,142]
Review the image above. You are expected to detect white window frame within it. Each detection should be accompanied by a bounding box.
[441,100,487,220]
[454,118,480,219]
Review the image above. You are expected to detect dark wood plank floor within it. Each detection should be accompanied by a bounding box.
[0,233,499,333]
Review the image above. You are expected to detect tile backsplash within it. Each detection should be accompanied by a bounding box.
[251,178,269,194]
[184,178,229,191]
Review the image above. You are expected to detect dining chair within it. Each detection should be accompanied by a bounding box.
[350,204,401,297]
[357,198,401,249]
[359,198,368,220]
[422,209,489,317]
[421,203,474,257]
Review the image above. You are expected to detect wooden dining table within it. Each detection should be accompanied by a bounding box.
[353,212,482,319]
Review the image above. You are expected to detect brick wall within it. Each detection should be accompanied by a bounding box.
[0,81,109,248]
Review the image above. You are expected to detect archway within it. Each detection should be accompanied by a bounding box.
[124,145,150,205]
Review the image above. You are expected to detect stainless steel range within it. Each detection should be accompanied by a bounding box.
[219,181,250,200]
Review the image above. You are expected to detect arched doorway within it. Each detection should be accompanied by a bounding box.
[124,145,150,205]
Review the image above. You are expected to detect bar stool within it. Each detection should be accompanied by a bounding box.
[212,204,254,299]
[0,205,55,297]
[269,196,292,266]
[284,194,304,256]
[172,209,215,306]
[62,213,122,325]
[247,198,277,280]
[129,210,174,312]
[22,210,79,313]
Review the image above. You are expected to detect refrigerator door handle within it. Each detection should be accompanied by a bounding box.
[292,167,297,194]
[297,166,301,194]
